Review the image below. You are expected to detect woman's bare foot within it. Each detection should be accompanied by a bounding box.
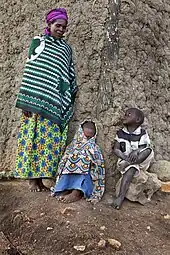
[62,190,83,203]
[38,179,49,191]
[29,179,41,192]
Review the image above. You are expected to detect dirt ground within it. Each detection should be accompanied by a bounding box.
[0,181,169,255]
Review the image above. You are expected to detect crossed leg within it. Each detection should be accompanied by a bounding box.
[112,148,152,209]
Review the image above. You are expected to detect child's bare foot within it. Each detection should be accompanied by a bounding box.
[111,196,124,210]
[29,179,41,192]
[38,179,49,191]
[62,190,83,203]
[57,190,71,201]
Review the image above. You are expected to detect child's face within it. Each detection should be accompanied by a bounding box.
[83,127,95,139]
[123,109,138,125]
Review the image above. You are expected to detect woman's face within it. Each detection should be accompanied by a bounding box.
[49,19,67,38]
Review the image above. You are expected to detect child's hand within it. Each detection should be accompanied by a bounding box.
[121,153,130,162]
[128,150,139,163]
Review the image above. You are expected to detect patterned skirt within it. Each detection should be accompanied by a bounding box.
[14,114,68,179]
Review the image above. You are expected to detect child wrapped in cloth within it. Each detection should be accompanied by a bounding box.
[51,121,105,203]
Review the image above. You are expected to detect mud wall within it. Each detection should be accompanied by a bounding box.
[1,0,170,189]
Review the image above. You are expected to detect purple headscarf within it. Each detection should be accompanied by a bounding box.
[45,8,68,35]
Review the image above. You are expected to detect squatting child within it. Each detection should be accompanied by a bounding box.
[112,108,154,209]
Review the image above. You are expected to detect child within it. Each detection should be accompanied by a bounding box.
[112,108,154,209]
[51,121,105,203]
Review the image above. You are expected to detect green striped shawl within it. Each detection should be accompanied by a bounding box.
[16,35,77,132]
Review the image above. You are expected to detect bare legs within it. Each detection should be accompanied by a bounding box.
[112,149,152,209]
[112,167,137,209]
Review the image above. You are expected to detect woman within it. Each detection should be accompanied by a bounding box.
[14,8,77,191]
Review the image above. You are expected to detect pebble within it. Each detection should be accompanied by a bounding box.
[47,227,53,231]
[40,213,45,216]
[164,214,170,220]
[73,245,86,251]
[99,233,104,236]
[147,226,151,231]
[100,226,106,231]
[98,239,106,248]
[107,238,121,250]
[61,207,75,215]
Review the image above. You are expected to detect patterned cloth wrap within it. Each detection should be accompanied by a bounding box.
[16,34,77,132]
[55,122,105,202]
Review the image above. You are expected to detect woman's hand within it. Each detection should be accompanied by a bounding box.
[23,111,32,118]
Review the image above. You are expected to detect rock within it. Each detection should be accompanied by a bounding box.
[164,214,170,220]
[161,181,170,193]
[40,212,45,216]
[61,207,75,215]
[107,239,121,250]
[149,160,170,181]
[46,227,53,231]
[98,239,106,248]
[116,171,161,205]
[147,226,151,231]
[42,179,56,188]
[73,245,86,251]
[100,233,104,236]
[100,226,106,231]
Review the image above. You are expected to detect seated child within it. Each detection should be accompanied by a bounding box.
[112,108,154,209]
[51,121,105,203]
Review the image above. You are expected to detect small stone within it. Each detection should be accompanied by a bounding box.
[164,214,170,220]
[100,226,106,231]
[98,239,106,248]
[73,245,86,251]
[40,212,45,216]
[47,227,53,231]
[100,233,104,236]
[147,226,151,231]
[61,207,75,215]
[107,238,121,250]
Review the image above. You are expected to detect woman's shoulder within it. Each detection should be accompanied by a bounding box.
[61,39,72,51]
[31,34,45,40]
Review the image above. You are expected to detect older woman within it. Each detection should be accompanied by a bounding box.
[14,8,77,191]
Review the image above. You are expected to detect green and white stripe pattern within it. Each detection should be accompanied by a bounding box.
[16,35,77,132]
